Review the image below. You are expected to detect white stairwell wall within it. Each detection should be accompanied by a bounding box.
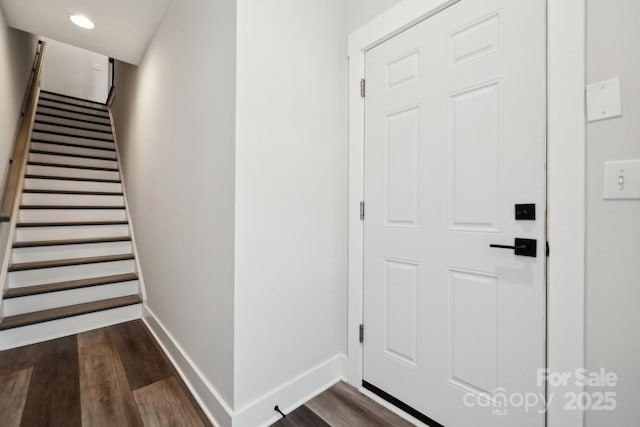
[111,0,237,425]
[0,9,38,315]
[39,38,110,104]
[112,0,348,426]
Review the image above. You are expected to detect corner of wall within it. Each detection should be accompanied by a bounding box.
[232,354,347,427]
[142,306,234,427]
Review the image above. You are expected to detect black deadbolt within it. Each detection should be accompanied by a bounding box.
[515,204,536,220]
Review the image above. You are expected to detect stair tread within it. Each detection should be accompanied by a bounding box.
[38,97,109,113]
[4,273,139,299]
[37,104,110,120]
[13,236,131,248]
[25,174,121,183]
[31,129,113,142]
[0,294,141,331]
[31,138,115,152]
[22,189,123,196]
[36,112,113,128]
[34,120,113,135]
[20,205,125,210]
[9,253,135,272]
[30,149,116,161]
[17,220,128,228]
[40,90,108,107]
[28,161,119,172]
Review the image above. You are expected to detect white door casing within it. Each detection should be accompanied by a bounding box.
[362,0,546,426]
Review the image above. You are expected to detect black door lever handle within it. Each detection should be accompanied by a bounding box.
[490,244,527,250]
[490,238,537,257]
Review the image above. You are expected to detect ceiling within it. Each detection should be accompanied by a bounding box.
[0,0,170,65]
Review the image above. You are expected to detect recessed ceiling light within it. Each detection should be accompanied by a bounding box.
[69,14,95,30]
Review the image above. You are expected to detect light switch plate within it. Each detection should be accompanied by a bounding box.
[603,159,640,200]
[93,63,103,71]
[587,78,622,122]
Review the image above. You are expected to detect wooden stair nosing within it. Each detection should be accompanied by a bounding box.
[31,138,115,152]
[27,161,119,172]
[24,174,121,184]
[17,220,129,228]
[20,205,125,210]
[30,129,113,142]
[0,294,142,331]
[40,90,108,107]
[34,119,113,135]
[8,253,135,272]
[30,149,116,162]
[36,104,111,121]
[38,96,109,114]
[35,111,113,128]
[13,236,131,249]
[22,189,123,196]
[3,273,139,299]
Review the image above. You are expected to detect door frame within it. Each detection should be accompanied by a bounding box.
[346,1,586,426]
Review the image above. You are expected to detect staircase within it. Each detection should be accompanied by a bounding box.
[0,90,143,350]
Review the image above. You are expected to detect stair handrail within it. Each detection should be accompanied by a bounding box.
[106,57,116,107]
[0,40,46,222]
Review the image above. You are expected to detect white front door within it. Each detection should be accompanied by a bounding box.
[363,1,546,426]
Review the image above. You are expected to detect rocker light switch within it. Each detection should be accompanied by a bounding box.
[603,159,640,200]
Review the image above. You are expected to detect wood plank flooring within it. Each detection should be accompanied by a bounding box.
[0,320,211,427]
[1,320,416,427]
[272,381,416,427]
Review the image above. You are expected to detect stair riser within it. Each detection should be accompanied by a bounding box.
[31,142,116,160]
[32,131,114,150]
[22,193,124,207]
[35,114,113,133]
[29,153,118,170]
[0,303,142,351]
[3,281,139,316]
[40,94,108,111]
[24,177,122,193]
[8,259,136,288]
[38,99,110,118]
[19,209,127,223]
[36,107,111,125]
[15,224,130,242]
[11,241,133,264]
[26,165,120,181]
[34,123,113,141]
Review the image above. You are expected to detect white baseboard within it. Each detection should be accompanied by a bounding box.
[143,304,346,427]
[142,306,233,427]
[233,354,347,427]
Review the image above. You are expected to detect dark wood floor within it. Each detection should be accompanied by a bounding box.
[1,321,416,427]
[0,320,211,427]
[272,381,416,427]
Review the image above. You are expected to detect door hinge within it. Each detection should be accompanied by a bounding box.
[360,201,365,220]
[359,324,364,343]
[546,242,550,257]
[360,79,366,98]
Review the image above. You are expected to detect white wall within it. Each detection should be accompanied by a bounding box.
[114,1,352,424]
[347,0,402,32]
[0,7,37,302]
[0,7,36,196]
[586,1,640,426]
[110,0,237,420]
[234,0,348,416]
[40,38,108,103]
